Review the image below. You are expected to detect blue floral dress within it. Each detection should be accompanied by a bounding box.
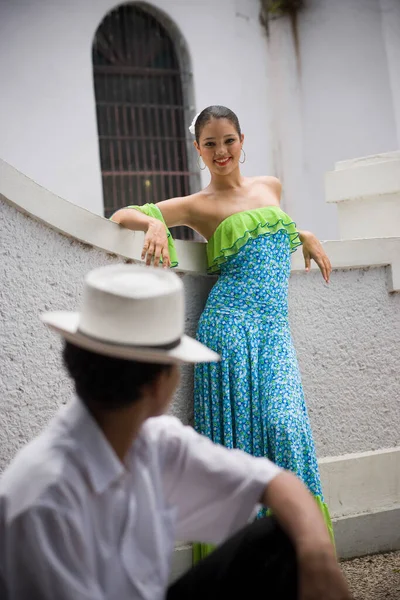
[193,207,333,557]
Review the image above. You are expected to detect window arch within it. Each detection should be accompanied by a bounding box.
[92,3,198,240]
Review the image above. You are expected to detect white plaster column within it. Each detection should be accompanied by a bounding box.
[325,152,400,240]
[324,151,400,291]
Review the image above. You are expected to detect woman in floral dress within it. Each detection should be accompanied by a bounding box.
[111,106,334,559]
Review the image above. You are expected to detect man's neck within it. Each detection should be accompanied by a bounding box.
[89,400,150,463]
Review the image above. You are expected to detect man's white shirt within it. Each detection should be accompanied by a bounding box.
[0,398,281,599]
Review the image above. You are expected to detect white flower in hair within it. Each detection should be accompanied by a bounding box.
[189,112,201,135]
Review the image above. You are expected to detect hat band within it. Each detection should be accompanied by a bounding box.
[77,329,181,351]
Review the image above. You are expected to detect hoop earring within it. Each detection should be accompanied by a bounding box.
[239,149,246,164]
[197,155,206,171]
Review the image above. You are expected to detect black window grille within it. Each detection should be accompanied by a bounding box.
[93,4,196,240]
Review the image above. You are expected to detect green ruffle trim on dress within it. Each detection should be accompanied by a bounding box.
[315,496,335,548]
[192,495,335,564]
[127,203,179,268]
[207,206,302,274]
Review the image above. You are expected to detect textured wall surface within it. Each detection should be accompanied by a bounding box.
[0,201,196,470]
[289,268,400,456]
[1,200,399,471]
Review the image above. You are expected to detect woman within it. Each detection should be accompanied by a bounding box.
[111,106,333,557]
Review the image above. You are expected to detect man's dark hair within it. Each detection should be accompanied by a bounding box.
[195,105,241,143]
[63,342,172,411]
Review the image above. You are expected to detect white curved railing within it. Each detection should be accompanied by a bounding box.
[1,158,399,290]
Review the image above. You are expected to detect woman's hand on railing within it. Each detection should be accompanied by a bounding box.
[142,219,171,268]
[299,230,332,283]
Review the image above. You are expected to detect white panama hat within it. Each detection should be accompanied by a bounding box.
[41,264,220,364]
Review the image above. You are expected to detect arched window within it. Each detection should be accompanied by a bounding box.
[93,3,197,240]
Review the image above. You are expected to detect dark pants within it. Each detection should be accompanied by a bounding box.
[167,517,298,599]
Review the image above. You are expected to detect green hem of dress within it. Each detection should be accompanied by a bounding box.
[206,207,302,275]
[192,495,334,564]
[126,204,179,268]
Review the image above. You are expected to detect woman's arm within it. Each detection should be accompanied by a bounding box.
[111,207,156,231]
[111,197,192,267]
[298,230,332,283]
[111,196,191,230]
[111,208,170,267]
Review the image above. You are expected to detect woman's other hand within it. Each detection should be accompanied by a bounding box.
[299,230,332,283]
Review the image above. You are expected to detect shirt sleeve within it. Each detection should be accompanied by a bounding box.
[4,505,105,600]
[152,417,282,544]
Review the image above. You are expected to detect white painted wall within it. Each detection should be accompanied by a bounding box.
[267,0,400,239]
[0,0,272,214]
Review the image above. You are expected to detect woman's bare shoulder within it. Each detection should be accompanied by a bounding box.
[252,175,281,189]
[249,175,282,200]
[185,189,212,212]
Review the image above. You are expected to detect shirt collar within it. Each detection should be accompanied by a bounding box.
[58,398,125,495]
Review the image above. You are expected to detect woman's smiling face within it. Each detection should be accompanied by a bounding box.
[195,117,244,176]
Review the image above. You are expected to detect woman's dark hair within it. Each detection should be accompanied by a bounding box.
[194,105,241,143]
[63,342,172,411]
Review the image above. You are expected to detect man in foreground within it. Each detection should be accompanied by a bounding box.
[0,264,351,599]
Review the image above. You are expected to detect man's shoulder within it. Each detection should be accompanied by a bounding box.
[138,415,198,452]
[140,415,186,440]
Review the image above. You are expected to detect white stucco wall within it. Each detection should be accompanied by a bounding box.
[2,193,400,472]
[267,0,400,239]
[0,0,272,214]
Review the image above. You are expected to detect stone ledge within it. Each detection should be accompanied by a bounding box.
[326,151,400,203]
[319,447,400,519]
[335,151,400,171]
[325,152,400,241]
[170,508,400,579]
[1,158,400,290]
[334,506,400,560]
[291,237,400,292]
